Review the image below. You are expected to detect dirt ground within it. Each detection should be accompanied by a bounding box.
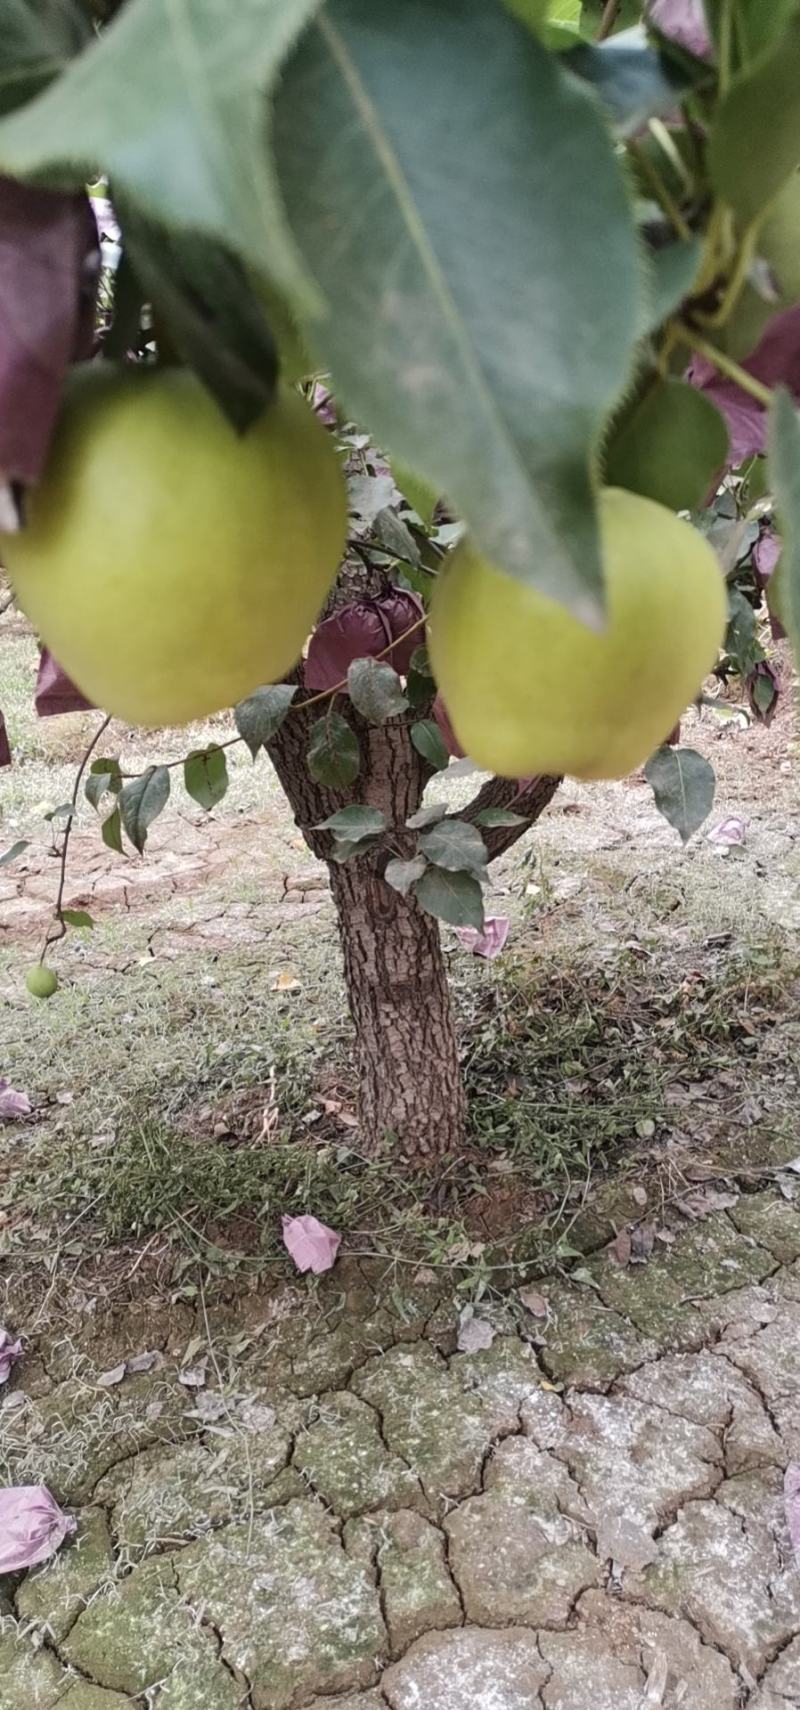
[1,627,799,1707]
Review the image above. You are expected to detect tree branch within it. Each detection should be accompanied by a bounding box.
[457,772,561,861]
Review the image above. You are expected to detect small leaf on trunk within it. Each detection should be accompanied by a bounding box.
[183,745,229,811]
[119,766,170,853]
[410,719,450,772]
[60,908,93,930]
[644,745,715,843]
[307,713,361,788]
[406,801,448,829]
[385,854,428,895]
[347,658,409,723]
[419,817,489,874]
[328,834,382,863]
[475,807,526,828]
[316,804,386,841]
[373,506,421,565]
[406,642,436,708]
[101,807,123,855]
[414,865,485,930]
[234,683,297,757]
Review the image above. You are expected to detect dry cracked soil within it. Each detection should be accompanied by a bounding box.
[2,1193,800,1710]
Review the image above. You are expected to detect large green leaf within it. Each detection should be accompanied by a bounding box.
[183,746,229,811]
[234,683,297,758]
[0,0,324,306]
[307,712,361,788]
[274,0,643,618]
[347,659,409,723]
[644,745,715,843]
[418,818,489,875]
[414,865,485,930]
[0,0,88,117]
[768,388,800,670]
[119,765,170,853]
[709,12,800,222]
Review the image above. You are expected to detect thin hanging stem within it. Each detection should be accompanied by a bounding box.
[41,714,112,961]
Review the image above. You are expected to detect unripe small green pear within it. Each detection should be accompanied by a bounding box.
[26,965,58,999]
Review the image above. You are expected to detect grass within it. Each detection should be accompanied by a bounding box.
[3,617,799,1300]
[3,894,797,1295]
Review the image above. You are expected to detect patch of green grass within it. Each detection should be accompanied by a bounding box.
[4,906,797,1291]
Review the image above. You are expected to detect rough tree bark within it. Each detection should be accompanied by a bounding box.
[268,671,559,1164]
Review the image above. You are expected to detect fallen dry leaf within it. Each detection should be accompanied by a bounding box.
[271,970,302,993]
[608,1228,633,1267]
[0,1080,31,1121]
[0,1328,23,1386]
[519,1288,549,1319]
[630,1222,656,1264]
[96,1362,126,1389]
[282,1214,341,1274]
[457,1310,497,1354]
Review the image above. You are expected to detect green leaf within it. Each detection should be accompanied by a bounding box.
[410,720,450,772]
[475,807,527,828]
[644,745,716,843]
[726,587,761,675]
[418,817,489,875]
[101,807,123,855]
[390,460,438,528]
[43,802,72,823]
[328,834,382,862]
[274,0,643,616]
[347,658,409,723]
[315,804,386,840]
[0,838,29,867]
[119,765,170,853]
[373,508,421,566]
[406,801,448,829]
[709,13,800,222]
[604,378,730,512]
[60,907,93,929]
[85,757,122,811]
[768,388,800,667]
[184,746,229,811]
[307,713,361,788]
[406,644,436,709]
[563,29,708,135]
[0,0,325,306]
[414,865,485,931]
[0,0,89,117]
[118,208,278,431]
[644,237,702,331]
[234,684,297,758]
[385,853,428,895]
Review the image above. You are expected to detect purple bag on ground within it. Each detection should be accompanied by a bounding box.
[0,710,10,767]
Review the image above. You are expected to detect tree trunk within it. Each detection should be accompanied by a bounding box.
[267,669,559,1165]
[328,854,466,1161]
